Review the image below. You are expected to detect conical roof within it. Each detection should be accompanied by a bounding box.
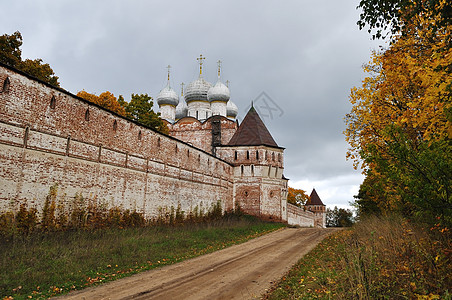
[306,188,325,206]
[227,106,279,147]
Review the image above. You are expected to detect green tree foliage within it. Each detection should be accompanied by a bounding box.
[357,0,452,40]
[20,58,60,87]
[326,206,354,227]
[125,93,169,134]
[0,31,22,67]
[346,9,452,226]
[0,31,60,87]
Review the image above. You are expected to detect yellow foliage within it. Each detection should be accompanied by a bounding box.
[77,90,126,116]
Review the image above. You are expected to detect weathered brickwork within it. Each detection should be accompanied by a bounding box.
[0,63,325,227]
[0,65,233,217]
[168,116,237,154]
[286,203,315,227]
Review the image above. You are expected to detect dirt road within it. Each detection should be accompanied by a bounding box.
[56,227,336,300]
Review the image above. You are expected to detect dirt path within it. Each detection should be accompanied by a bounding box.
[56,227,336,300]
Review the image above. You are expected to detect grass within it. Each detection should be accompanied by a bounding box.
[1,214,285,299]
[264,215,451,299]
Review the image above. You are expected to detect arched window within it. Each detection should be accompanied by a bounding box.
[138,130,142,140]
[157,137,161,147]
[256,151,259,160]
[187,149,190,157]
[113,120,118,132]
[251,165,254,176]
[272,152,275,161]
[246,151,249,160]
[2,77,10,93]
[50,95,56,109]
[85,108,90,121]
[241,165,244,176]
[175,144,178,153]
[234,151,238,160]
[278,153,281,162]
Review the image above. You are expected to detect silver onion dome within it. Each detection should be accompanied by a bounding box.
[207,80,230,102]
[226,100,238,118]
[175,98,188,120]
[184,76,212,103]
[156,83,179,106]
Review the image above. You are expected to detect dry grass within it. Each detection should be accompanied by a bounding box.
[265,215,451,299]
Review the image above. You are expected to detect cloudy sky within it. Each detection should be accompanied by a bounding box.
[1,0,382,209]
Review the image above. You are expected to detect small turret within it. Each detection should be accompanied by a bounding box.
[157,65,179,122]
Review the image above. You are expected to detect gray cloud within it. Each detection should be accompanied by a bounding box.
[0,0,381,208]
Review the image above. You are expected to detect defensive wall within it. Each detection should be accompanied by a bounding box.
[0,63,233,218]
[286,203,316,227]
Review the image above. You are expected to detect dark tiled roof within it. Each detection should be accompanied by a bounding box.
[227,106,279,147]
[307,188,325,206]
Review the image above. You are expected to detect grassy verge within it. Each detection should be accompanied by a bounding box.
[265,215,451,299]
[1,214,285,299]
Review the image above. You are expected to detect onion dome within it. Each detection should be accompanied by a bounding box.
[226,100,238,118]
[156,83,179,106]
[157,65,179,106]
[207,80,230,102]
[175,84,188,119]
[175,100,188,120]
[184,76,212,103]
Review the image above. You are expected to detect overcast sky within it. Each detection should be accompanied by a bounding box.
[1,0,382,209]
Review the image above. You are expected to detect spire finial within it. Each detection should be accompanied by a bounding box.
[226,80,230,88]
[180,82,184,97]
[197,54,205,75]
[217,60,222,78]
[166,65,171,82]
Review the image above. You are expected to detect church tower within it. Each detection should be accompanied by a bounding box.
[156,65,179,122]
[184,55,212,120]
[208,60,230,117]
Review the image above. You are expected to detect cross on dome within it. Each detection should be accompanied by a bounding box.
[180,82,184,96]
[197,54,205,75]
[166,65,171,82]
[217,60,222,78]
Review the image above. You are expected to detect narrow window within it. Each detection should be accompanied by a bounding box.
[241,165,244,175]
[2,77,10,93]
[50,95,56,109]
[198,154,201,164]
[272,152,275,161]
[278,153,281,162]
[113,120,118,132]
[175,144,178,153]
[246,151,249,160]
[196,111,199,119]
[157,137,161,147]
[268,166,271,177]
[187,149,190,157]
[85,108,90,121]
[251,165,254,176]
[256,151,259,160]
[234,151,238,160]
[265,151,268,160]
[138,130,142,140]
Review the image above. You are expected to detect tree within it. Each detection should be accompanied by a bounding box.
[357,0,452,40]
[77,91,126,116]
[20,58,59,87]
[345,13,452,226]
[125,93,168,134]
[0,31,22,67]
[287,187,310,207]
[326,206,354,227]
[0,31,60,87]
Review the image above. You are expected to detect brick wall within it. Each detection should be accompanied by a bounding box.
[0,64,233,217]
[286,203,315,227]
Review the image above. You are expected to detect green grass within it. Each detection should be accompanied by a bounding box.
[264,215,451,300]
[1,214,285,299]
